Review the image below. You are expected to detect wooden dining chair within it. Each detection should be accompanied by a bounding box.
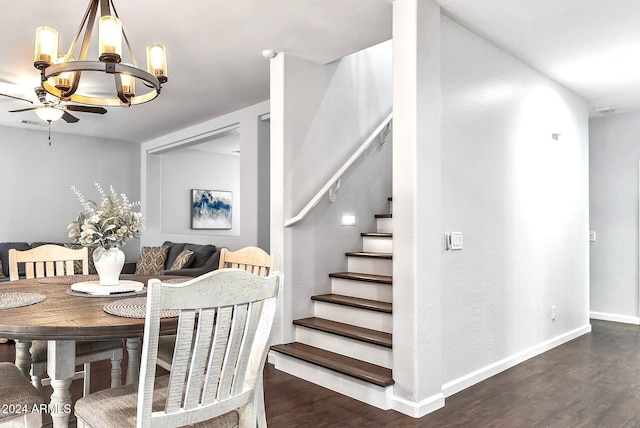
[75,268,280,428]
[8,245,124,396]
[8,244,88,281]
[0,362,44,428]
[156,246,275,371]
[218,246,273,276]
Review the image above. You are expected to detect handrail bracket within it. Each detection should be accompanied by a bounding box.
[328,178,341,203]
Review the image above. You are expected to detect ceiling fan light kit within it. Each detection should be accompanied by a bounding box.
[34,106,64,122]
[33,0,168,108]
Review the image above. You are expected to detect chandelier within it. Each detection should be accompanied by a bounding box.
[33,0,168,107]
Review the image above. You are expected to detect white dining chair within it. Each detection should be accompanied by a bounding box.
[0,362,44,428]
[8,244,124,396]
[75,268,280,428]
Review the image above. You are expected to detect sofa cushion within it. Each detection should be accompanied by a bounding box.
[0,242,31,277]
[184,244,217,268]
[0,260,4,279]
[135,246,170,275]
[169,249,194,270]
[161,241,187,270]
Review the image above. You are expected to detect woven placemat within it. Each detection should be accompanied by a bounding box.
[66,288,147,298]
[38,275,99,285]
[0,292,46,309]
[103,297,179,319]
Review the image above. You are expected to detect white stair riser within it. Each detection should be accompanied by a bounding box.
[294,326,392,368]
[271,355,393,410]
[331,278,392,303]
[362,236,393,253]
[376,217,393,233]
[313,301,392,333]
[348,256,392,276]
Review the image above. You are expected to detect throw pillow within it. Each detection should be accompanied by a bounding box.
[162,242,187,271]
[0,260,4,278]
[184,244,216,268]
[135,246,169,275]
[169,249,194,270]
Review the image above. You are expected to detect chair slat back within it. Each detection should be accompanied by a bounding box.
[218,246,273,277]
[138,268,280,427]
[8,245,88,281]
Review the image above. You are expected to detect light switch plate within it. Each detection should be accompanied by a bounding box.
[445,232,463,250]
[450,232,463,250]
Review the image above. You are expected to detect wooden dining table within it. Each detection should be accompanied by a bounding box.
[0,274,184,428]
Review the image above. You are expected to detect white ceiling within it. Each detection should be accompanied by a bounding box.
[0,0,637,144]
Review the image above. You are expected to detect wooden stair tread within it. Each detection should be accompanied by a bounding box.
[345,252,392,259]
[375,213,392,218]
[293,317,392,348]
[329,272,392,284]
[361,232,392,238]
[311,294,392,313]
[271,342,394,387]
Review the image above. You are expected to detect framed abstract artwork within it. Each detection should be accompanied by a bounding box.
[191,189,233,229]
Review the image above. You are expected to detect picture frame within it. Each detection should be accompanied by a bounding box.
[191,189,232,229]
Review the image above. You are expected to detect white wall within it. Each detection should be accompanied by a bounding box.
[0,125,141,260]
[140,101,269,251]
[392,0,443,414]
[440,16,590,391]
[590,112,640,324]
[270,40,393,340]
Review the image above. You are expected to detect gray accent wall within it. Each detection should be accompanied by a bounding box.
[0,125,141,260]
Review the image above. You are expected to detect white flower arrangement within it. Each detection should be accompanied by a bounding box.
[67,183,144,260]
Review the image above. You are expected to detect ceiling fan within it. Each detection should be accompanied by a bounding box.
[0,87,107,123]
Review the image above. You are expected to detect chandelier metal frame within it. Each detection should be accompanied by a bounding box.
[34,0,167,107]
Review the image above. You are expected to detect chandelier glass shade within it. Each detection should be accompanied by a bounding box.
[33,0,167,107]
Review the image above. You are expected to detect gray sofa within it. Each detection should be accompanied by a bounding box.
[124,241,221,277]
[1,240,221,282]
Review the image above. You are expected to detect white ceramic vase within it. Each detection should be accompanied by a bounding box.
[94,247,125,285]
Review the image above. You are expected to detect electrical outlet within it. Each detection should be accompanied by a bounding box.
[551,305,557,321]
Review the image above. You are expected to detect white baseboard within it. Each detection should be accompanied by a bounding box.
[392,391,445,418]
[590,311,640,325]
[442,323,592,398]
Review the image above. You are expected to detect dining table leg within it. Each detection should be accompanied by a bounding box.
[48,339,75,428]
[14,339,32,379]
[125,337,140,384]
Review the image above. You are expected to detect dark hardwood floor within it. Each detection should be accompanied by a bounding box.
[2,319,639,427]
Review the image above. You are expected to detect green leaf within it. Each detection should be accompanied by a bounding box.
[93,246,105,261]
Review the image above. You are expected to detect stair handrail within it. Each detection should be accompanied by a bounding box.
[284,112,393,227]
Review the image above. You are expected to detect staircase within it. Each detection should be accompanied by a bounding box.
[271,197,394,409]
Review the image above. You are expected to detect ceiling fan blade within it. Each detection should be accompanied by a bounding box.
[62,111,80,123]
[65,105,107,115]
[0,93,34,104]
[9,107,38,113]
